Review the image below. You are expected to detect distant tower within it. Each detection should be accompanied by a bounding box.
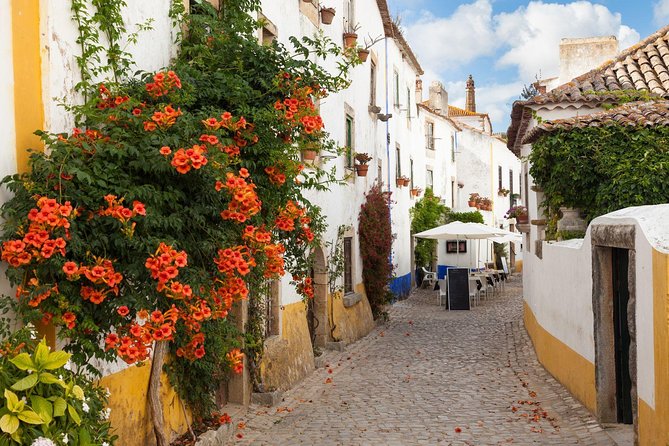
[465,74,476,113]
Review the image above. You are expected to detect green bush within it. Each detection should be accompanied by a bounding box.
[0,327,115,445]
[410,189,449,268]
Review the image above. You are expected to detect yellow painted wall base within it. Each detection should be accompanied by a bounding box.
[99,363,190,446]
[523,302,597,413]
[515,259,523,273]
[637,250,669,446]
[260,301,315,391]
[261,284,374,391]
[331,283,375,344]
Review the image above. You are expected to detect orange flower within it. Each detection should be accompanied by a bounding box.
[62,312,76,329]
[159,146,171,156]
[117,306,130,317]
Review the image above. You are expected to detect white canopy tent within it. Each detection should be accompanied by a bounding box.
[414,222,506,268]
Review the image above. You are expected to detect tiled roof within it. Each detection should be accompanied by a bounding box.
[507,24,669,152]
[523,100,669,144]
[448,105,483,117]
[417,102,462,130]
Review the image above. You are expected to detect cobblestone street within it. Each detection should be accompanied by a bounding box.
[228,276,618,445]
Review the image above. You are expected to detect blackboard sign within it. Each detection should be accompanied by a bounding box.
[447,268,470,310]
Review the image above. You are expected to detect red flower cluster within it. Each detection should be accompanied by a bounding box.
[105,306,179,363]
[274,84,325,136]
[15,279,58,308]
[96,83,129,110]
[145,242,188,293]
[263,243,286,278]
[99,194,146,223]
[294,276,315,299]
[145,70,182,98]
[200,112,258,157]
[264,166,286,185]
[169,144,208,174]
[62,258,123,305]
[226,348,244,374]
[1,197,72,267]
[214,246,255,276]
[143,104,182,131]
[217,171,262,223]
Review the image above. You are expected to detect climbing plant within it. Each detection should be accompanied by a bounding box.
[529,124,669,230]
[447,210,484,224]
[1,0,359,443]
[358,183,394,319]
[410,188,448,268]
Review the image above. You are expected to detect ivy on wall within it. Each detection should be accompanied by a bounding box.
[529,124,669,227]
[410,188,449,268]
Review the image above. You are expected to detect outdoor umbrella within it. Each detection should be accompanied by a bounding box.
[414,221,505,267]
[467,223,521,268]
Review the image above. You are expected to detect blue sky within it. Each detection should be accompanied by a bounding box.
[386,0,668,133]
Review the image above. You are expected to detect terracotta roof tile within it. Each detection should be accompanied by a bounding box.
[507,24,669,152]
[523,100,669,144]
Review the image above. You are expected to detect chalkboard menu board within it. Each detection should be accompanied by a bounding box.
[447,268,471,310]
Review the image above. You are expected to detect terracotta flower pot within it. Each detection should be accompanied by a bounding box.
[396,178,404,187]
[402,178,410,187]
[357,49,370,62]
[320,8,336,24]
[410,188,419,197]
[343,32,358,49]
[516,214,529,224]
[355,164,369,177]
[302,149,318,161]
[468,200,476,208]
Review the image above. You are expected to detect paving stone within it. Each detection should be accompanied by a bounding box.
[222,277,618,445]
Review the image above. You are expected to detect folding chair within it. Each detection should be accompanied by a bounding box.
[438,279,447,307]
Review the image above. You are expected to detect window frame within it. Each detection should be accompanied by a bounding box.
[343,237,353,294]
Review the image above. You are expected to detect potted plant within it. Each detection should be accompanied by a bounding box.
[343,24,360,49]
[402,176,411,187]
[320,7,336,24]
[468,193,479,208]
[410,187,422,197]
[396,175,409,187]
[354,152,372,176]
[301,143,319,161]
[505,205,528,224]
[498,187,510,197]
[357,47,370,62]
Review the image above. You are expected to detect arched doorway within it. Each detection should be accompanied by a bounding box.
[307,246,329,349]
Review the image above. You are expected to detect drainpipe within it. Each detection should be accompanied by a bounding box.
[384,36,393,268]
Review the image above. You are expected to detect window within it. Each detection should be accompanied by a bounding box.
[263,280,280,337]
[395,144,401,178]
[426,122,434,150]
[450,135,456,162]
[509,169,515,206]
[498,166,502,190]
[345,114,354,167]
[410,159,414,188]
[406,87,411,118]
[426,169,433,190]
[344,237,353,294]
[369,62,377,106]
[377,160,382,184]
[393,70,400,107]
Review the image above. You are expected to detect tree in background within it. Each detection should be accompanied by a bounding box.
[410,188,448,268]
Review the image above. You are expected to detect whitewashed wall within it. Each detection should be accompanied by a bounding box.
[524,205,669,409]
[41,2,178,134]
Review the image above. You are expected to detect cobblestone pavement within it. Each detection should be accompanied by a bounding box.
[228,276,617,445]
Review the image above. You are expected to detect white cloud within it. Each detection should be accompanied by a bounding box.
[396,0,642,130]
[654,0,669,26]
[495,1,640,80]
[403,0,498,73]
